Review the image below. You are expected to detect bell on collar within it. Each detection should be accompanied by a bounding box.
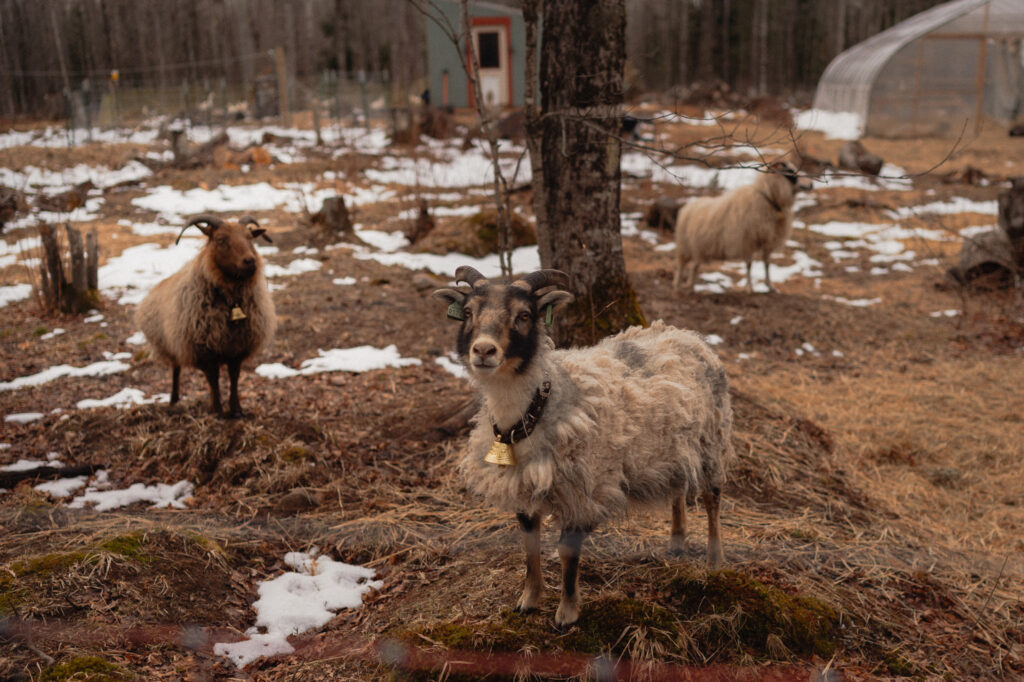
[231,305,247,321]
[484,440,516,466]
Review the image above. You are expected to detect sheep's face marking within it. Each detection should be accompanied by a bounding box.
[459,284,539,377]
[433,272,574,380]
[209,222,262,282]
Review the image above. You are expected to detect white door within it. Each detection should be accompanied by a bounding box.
[471,26,509,107]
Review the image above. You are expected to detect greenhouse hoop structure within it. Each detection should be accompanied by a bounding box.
[813,0,1024,138]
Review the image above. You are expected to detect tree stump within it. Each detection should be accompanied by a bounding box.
[37,223,100,314]
[998,176,1024,268]
[405,199,435,244]
[312,196,354,238]
[0,186,27,233]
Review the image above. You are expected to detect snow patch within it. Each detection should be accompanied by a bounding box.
[214,550,381,668]
[256,345,421,378]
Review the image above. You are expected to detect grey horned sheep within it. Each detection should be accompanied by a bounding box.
[135,214,276,418]
[432,266,735,627]
[674,160,807,294]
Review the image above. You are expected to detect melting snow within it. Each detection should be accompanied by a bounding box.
[0,360,131,391]
[435,354,467,379]
[69,480,194,511]
[256,345,420,378]
[794,109,862,140]
[0,283,33,307]
[354,244,540,278]
[213,550,381,668]
[264,258,322,278]
[76,388,170,410]
[4,412,44,424]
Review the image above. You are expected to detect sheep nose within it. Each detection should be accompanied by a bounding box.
[242,256,256,268]
[472,340,497,358]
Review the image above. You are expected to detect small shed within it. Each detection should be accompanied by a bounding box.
[813,0,1024,137]
[425,0,526,109]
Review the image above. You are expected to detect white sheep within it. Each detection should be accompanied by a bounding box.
[674,161,806,293]
[432,267,734,627]
[135,214,276,418]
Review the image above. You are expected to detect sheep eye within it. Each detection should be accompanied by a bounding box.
[516,311,531,323]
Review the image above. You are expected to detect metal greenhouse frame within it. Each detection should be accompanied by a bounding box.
[813,0,1024,137]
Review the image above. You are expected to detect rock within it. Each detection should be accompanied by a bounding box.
[274,488,319,514]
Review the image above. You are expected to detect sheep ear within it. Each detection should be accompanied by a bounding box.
[250,227,273,243]
[536,290,574,324]
[432,288,467,321]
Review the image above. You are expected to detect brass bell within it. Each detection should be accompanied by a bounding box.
[484,441,516,466]
[230,305,247,321]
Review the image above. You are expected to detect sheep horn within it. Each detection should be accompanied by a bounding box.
[518,269,571,293]
[455,266,488,288]
[176,214,224,245]
[239,215,260,228]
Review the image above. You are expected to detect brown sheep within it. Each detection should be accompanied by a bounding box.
[673,161,808,294]
[135,214,276,418]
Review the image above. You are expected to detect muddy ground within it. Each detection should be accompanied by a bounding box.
[1,107,1023,680]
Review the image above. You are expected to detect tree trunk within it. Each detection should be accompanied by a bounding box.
[528,0,644,347]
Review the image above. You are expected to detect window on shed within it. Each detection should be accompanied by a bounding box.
[477,31,500,68]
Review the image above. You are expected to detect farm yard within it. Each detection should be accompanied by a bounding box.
[1,103,1023,681]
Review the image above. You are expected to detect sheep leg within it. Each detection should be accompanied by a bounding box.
[702,488,723,568]
[199,362,223,416]
[170,366,181,405]
[745,260,754,293]
[686,261,700,293]
[226,359,245,419]
[763,254,774,293]
[669,496,687,555]
[514,513,543,614]
[555,526,587,628]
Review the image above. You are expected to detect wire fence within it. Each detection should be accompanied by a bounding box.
[45,50,403,146]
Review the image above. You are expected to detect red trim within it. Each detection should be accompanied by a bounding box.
[465,16,513,108]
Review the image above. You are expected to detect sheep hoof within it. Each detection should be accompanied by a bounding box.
[513,605,537,616]
[224,409,246,420]
[554,603,579,629]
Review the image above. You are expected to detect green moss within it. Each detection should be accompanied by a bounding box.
[278,445,310,462]
[401,597,680,658]
[186,532,229,561]
[883,650,917,676]
[664,568,839,659]
[34,326,50,336]
[9,551,93,578]
[99,532,150,560]
[40,655,132,681]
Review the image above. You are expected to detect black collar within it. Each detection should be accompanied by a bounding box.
[492,380,551,445]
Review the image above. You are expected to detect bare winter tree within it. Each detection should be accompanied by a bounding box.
[525,0,644,347]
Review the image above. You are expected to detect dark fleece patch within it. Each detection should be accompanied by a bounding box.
[613,340,648,370]
[503,289,540,374]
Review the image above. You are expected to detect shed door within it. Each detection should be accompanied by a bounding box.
[471,24,510,107]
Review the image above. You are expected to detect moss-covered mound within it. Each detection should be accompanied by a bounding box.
[388,568,840,679]
[413,208,536,258]
[39,655,132,681]
[0,528,238,626]
[664,567,840,659]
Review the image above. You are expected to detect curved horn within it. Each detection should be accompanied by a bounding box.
[455,265,488,288]
[239,215,260,228]
[519,269,571,293]
[176,214,224,245]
